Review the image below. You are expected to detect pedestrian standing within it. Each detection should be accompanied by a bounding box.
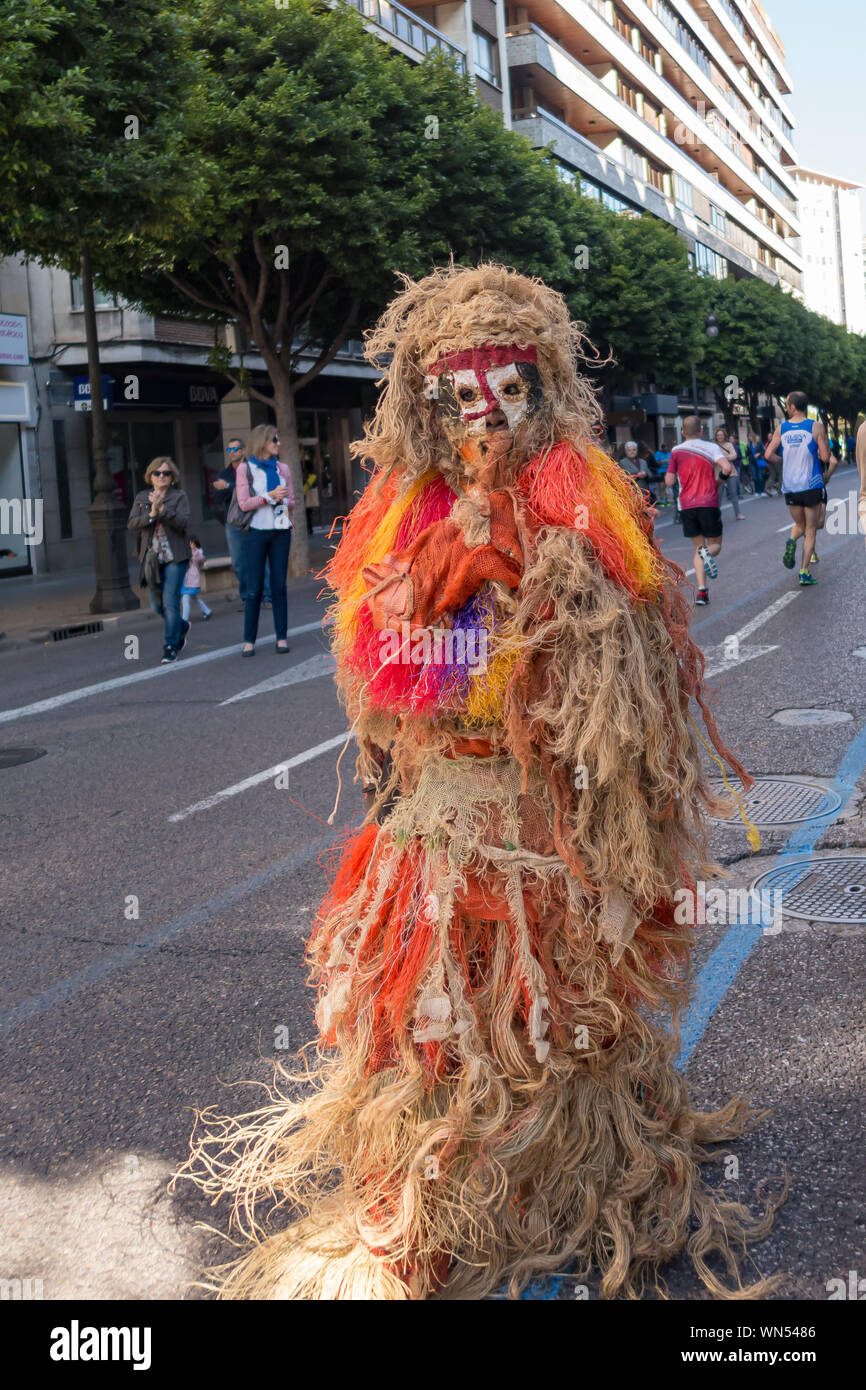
[236,423,295,657]
[651,443,671,504]
[127,457,191,663]
[618,440,654,503]
[181,536,213,623]
[213,438,248,604]
[715,426,744,519]
[747,431,767,495]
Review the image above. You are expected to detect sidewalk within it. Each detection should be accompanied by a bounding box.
[0,534,338,649]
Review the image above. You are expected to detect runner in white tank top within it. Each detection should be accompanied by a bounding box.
[763,391,831,585]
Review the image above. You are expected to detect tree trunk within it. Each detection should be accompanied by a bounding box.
[271,379,309,577]
[81,245,139,613]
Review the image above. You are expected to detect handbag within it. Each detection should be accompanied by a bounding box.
[227,463,256,531]
[141,547,162,594]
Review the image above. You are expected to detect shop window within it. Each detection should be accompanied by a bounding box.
[0,423,31,575]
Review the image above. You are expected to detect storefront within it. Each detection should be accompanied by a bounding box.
[63,366,232,565]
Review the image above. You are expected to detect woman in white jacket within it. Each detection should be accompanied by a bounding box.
[235,424,295,657]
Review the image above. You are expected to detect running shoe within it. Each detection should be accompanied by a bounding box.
[782,538,796,569]
[697,545,718,579]
[160,646,177,664]
[695,589,709,605]
[798,570,817,586]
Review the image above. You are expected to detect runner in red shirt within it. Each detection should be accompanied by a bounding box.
[665,415,734,606]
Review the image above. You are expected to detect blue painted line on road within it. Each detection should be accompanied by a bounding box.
[675,716,866,1069]
[0,830,341,1038]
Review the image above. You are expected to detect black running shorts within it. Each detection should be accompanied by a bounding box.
[681,506,722,540]
[784,487,823,508]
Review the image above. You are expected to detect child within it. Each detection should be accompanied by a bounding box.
[181,536,212,622]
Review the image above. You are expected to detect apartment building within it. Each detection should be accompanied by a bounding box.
[792,168,866,337]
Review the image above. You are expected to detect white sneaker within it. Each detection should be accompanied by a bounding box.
[697,545,718,580]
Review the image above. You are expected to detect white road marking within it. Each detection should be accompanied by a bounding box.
[704,643,777,679]
[729,589,800,642]
[0,621,325,725]
[168,731,353,822]
[220,652,336,705]
[701,590,799,679]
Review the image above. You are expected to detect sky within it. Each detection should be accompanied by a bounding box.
[769,0,866,217]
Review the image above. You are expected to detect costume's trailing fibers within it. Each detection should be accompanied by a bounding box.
[184,265,780,1299]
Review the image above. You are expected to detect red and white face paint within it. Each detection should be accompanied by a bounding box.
[425,343,541,441]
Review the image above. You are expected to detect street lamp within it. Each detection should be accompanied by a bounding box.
[691,311,719,412]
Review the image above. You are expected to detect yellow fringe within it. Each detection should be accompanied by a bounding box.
[334,470,439,647]
[689,715,761,853]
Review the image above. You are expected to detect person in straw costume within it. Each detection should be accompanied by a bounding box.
[182,263,781,1300]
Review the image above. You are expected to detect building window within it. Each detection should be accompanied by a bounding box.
[710,204,727,234]
[674,173,694,211]
[602,189,632,213]
[640,35,657,66]
[69,276,116,310]
[580,178,601,201]
[617,74,640,111]
[694,241,727,279]
[473,28,499,85]
[647,161,667,192]
[622,144,646,179]
[613,7,632,43]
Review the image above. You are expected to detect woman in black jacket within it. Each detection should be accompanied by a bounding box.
[127,457,191,663]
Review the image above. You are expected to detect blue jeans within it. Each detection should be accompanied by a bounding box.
[148,559,186,650]
[242,527,291,644]
[226,521,247,599]
[226,521,270,602]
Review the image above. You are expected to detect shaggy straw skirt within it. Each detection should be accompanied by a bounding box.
[182,752,780,1299]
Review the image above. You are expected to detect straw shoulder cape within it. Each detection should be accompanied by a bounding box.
[187,439,778,1300]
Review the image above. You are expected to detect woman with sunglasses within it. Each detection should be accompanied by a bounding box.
[128,457,191,663]
[235,424,295,656]
[213,437,248,602]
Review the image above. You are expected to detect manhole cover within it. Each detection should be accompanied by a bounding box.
[0,747,47,768]
[709,776,842,827]
[772,708,853,726]
[750,856,866,923]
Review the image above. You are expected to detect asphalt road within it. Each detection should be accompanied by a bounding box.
[1,466,864,1302]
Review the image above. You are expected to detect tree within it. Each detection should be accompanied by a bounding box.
[0,0,199,610]
[103,0,617,573]
[587,215,710,395]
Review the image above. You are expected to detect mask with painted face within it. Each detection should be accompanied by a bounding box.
[424,343,543,481]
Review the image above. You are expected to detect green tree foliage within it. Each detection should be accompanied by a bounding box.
[589,214,710,392]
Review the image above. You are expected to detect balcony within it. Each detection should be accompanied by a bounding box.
[346,0,466,71]
[508,21,799,251]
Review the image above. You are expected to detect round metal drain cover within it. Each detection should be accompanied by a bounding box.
[0,747,47,768]
[751,856,866,923]
[709,776,842,827]
[772,708,852,726]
